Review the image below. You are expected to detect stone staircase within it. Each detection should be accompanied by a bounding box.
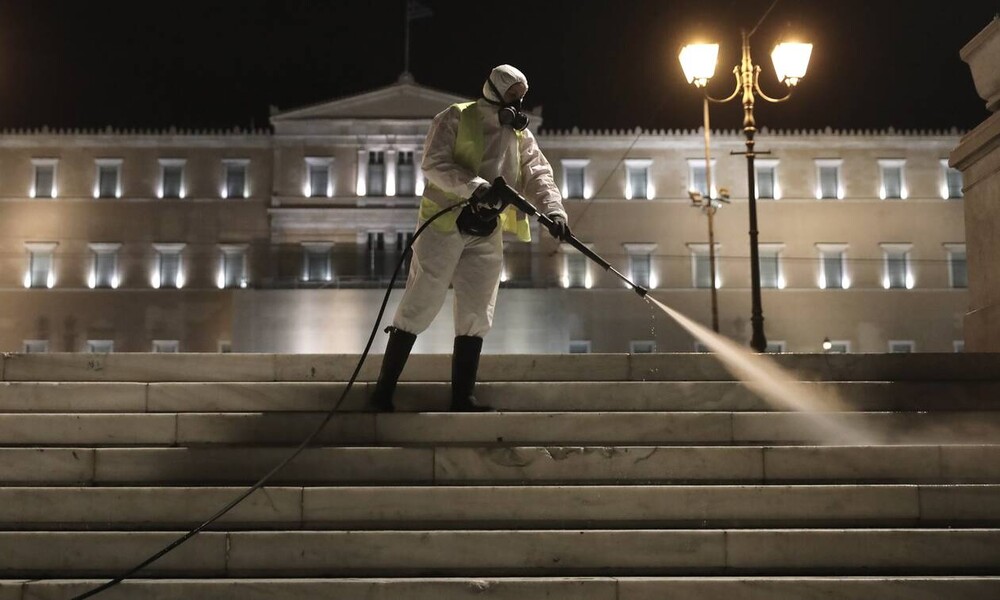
[1,351,999,599]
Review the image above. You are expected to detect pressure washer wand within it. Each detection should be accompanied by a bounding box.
[491,178,648,298]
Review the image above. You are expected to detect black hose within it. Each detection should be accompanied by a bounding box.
[69,201,465,600]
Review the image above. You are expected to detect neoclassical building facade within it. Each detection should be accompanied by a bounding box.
[0,78,967,354]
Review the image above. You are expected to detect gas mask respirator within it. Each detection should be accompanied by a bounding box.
[486,79,529,131]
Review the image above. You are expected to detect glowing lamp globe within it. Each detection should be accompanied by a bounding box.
[679,43,719,87]
[771,42,813,86]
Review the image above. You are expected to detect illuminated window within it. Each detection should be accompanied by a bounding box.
[153,243,184,289]
[630,340,656,353]
[756,159,780,200]
[223,160,249,199]
[945,244,967,289]
[302,243,333,282]
[942,161,963,199]
[88,243,121,289]
[815,159,842,200]
[880,243,913,289]
[87,340,114,353]
[825,340,850,353]
[561,159,589,199]
[32,159,57,198]
[218,340,232,353]
[816,243,849,289]
[159,159,185,199]
[569,340,591,354]
[218,244,248,288]
[878,159,906,200]
[759,244,784,289]
[25,242,57,289]
[23,340,49,353]
[687,158,716,197]
[624,159,652,199]
[306,157,333,198]
[624,243,657,289]
[889,340,915,353]
[95,159,122,198]
[954,340,965,353]
[152,340,179,353]
[366,232,388,280]
[688,243,720,289]
[395,231,414,275]
[396,151,415,197]
[766,341,786,353]
[566,253,587,288]
[367,151,385,197]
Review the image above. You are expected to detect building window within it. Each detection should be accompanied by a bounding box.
[561,159,588,199]
[396,151,415,197]
[756,160,780,200]
[766,341,786,353]
[630,340,656,353]
[759,244,784,289]
[817,244,849,289]
[624,243,657,289]
[563,248,589,288]
[880,243,913,289]
[889,340,915,353]
[87,340,114,353]
[687,159,716,198]
[942,161,963,199]
[367,151,385,196]
[24,242,57,289]
[88,243,121,289]
[159,159,185,199]
[954,340,965,353]
[824,340,851,353]
[302,243,333,282]
[306,157,333,198]
[218,244,248,289]
[23,340,49,353]
[945,244,967,289]
[688,243,720,289]
[625,159,652,200]
[95,159,122,199]
[152,340,179,353]
[153,243,184,289]
[395,231,414,275]
[569,340,592,354]
[223,160,249,199]
[218,340,233,353]
[32,159,57,198]
[815,159,842,200]
[878,159,906,200]
[365,232,390,280]
[694,342,710,353]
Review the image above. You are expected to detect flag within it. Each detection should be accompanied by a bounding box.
[407,0,433,20]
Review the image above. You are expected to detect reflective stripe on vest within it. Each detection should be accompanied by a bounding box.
[419,102,532,242]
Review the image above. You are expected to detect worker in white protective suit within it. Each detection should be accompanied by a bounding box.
[370,64,571,412]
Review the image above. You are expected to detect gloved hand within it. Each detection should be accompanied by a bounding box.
[468,183,505,221]
[546,214,572,241]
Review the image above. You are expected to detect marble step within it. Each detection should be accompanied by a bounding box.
[2,445,999,485]
[5,577,1000,600]
[4,353,1000,383]
[1,411,999,446]
[2,529,1000,577]
[7,577,1000,600]
[4,381,1000,414]
[1,485,997,530]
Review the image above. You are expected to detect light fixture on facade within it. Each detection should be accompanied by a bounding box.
[822,337,833,351]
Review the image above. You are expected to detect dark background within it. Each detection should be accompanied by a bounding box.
[0,0,995,132]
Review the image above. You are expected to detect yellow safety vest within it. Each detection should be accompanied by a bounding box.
[419,102,532,242]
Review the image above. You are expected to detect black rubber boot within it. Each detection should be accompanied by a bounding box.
[450,335,492,412]
[370,327,417,413]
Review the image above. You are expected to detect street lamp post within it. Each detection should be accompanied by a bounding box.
[679,30,812,352]
[688,96,730,333]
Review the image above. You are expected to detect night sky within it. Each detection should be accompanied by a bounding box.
[0,0,995,132]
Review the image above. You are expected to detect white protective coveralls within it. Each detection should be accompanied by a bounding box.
[392,64,567,338]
